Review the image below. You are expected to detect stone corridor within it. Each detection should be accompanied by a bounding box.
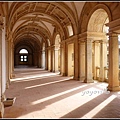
[3,67,120,118]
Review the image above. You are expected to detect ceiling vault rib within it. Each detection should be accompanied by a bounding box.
[50,6,57,15]
[61,17,68,23]
[33,2,38,11]
[45,3,51,13]
[28,3,31,12]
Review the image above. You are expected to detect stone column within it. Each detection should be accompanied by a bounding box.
[54,47,59,72]
[60,42,67,76]
[84,38,94,83]
[51,46,55,72]
[6,40,10,89]
[99,41,108,82]
[8,40,11,84]
[79,41,85,81]
[0,17,4,118]
[12,42,15,78]
[9,41,15,79]
[49,47,52,72]
[108,33,120,91]
[37,51,41,68]
[42,50,45,69]
[45,48,48,70]
[93,41,100,80]
[48,48,51,71]
[74,37,79,80]
[99,41,105,82]
[9,41,12,79]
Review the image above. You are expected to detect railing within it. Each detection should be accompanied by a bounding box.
[104,67,108,82]
[96,66,120,81]
[96,66,108,81]
[96,66,120,85]
[96,66,100,80]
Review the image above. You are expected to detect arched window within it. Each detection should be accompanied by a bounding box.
[19,49,28,62]
[19,49,28,54]
[67,25,73,36]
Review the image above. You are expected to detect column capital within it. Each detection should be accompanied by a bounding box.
[0,16,4,30]
[99,40,106,44]
[107,32,118,37]
[86,38,94,43]
[59,40,66,45]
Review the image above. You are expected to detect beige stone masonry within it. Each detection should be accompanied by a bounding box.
[84,38,94,83]
[108,33,120,91]
[0,17,4,118]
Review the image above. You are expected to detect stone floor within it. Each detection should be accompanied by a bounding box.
[3,67,120,118]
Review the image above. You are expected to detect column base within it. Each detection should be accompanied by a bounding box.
[98,78,105,82]
[79,77,85,81]
[107,86,120,91]
[61,73,67,76]
[54,70,59,73]
[73,77,79,80]
[84,78,94,83]
[93,77,97,80]
[10,73,15,79]
[0,102,4,118]
[1,94,6,102]
[6,81,10,89]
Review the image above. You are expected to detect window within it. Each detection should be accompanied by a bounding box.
[19,49,28,54]
[20,55,27,62]
[19,49,28,62]
[67,25,73,36]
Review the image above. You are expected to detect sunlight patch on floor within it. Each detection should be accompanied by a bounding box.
[31,84,87,105]
[25,77,73,89]
[10,72,60,81]
[56,87,111,118]
[81,95,116,118]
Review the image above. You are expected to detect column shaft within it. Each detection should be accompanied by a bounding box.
[79,41,85,81]
[99,41,105,82]
[93,42,100,80]
[74,38,79,80]
[0,20,4,118]
[108,33,120,91]
[84,38,94,83]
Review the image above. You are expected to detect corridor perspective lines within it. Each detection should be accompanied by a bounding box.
[4,67,120,118]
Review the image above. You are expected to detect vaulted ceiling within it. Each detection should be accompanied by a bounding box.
[6,2,85,47]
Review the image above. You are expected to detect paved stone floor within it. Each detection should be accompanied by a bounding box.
[3,67,120,118]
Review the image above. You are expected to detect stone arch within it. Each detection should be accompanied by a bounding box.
[14,45,33,66]
[87,8,109,32]
[80,3,112,33]
[87,7,109,82]
[54,34,61,72]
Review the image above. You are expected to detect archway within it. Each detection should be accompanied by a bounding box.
[54,34,61,72]
[68,43,74,77]
[42,42,46,69]
[14,46,33,67]
[87,8,109,82]
[19,49,28,65]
